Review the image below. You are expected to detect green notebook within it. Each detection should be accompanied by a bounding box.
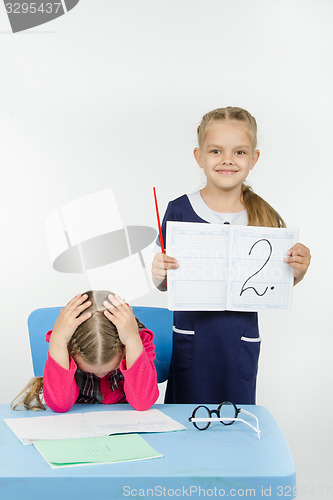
[34,433,162,468]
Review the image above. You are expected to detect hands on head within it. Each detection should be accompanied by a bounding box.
[102,294,143,368]
[50,291,144,372]
[52,293,138,345]
[51,294,92,344]
[103,294,139,346]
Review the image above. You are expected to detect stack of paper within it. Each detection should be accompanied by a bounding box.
[5,409,186,469]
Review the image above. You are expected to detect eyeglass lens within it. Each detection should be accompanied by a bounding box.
[192,405,211,430]
[218,401,237,425]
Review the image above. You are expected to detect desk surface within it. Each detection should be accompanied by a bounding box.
[0,404,295,500]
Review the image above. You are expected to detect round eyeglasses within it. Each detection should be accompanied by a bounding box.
[188,401,261,439]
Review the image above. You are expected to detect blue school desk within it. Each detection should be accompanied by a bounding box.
[0,404,296,500]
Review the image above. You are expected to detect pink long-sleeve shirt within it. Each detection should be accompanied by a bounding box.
[43,328,159,413]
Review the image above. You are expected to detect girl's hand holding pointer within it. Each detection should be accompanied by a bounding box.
[151,252,179,290]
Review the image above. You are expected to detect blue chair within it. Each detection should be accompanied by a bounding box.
[27,306,173,384]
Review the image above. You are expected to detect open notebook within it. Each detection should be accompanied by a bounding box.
[166,222,298,311]
[5,408,186,445]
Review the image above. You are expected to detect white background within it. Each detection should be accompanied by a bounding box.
[0,1,332,497]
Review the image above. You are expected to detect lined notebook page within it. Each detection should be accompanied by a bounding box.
[166,222,298,312]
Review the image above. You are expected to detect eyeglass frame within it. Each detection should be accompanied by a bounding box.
[188,401,261,439]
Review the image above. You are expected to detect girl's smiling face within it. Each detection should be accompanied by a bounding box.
[194,120,260,193]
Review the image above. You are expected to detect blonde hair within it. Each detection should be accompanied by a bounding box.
[67,290,125,366]
[12,290,144,411]
[197,106,286,228]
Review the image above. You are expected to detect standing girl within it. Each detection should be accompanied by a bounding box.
[12,290,158,412]
[152,106,310,405]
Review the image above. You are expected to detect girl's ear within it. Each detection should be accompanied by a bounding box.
[193,147,203,168]
[250,149,260,170]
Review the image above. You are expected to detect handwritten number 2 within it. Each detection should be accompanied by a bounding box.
[240,239,274,297]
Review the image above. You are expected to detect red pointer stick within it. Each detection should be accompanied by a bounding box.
[153,187,165,254]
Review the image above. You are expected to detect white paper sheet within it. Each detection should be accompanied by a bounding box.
[4,409,186,445]
[166,222,298,311]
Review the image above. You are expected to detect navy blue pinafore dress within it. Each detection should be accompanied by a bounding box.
[158,194,261,405]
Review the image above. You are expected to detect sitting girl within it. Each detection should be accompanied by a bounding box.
[12,291,159,412]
